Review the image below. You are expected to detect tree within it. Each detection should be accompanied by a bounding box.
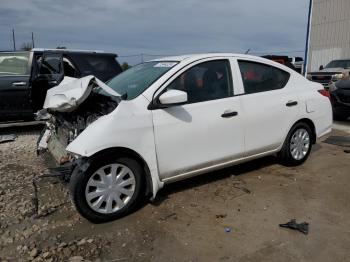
[56,46,67,49]
[121,62,131,71]
[20,42,32,51]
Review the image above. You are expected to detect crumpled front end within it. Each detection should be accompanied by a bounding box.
[37,76,120,166]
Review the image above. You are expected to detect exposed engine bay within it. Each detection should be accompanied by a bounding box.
[50,92,118,147]
[37,76,120,165]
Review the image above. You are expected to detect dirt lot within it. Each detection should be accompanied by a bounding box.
[0,125,350,262]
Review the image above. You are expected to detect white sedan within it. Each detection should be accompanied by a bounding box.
[39,53,332,222]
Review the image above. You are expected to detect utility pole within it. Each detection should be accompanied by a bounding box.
[12,29,16,51]
[304,0,313,76]
[31,32,35,48]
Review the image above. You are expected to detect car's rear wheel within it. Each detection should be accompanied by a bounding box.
[69,156,144,223]
[278,122,313,166]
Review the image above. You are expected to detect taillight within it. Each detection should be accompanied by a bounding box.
[318,89,330,98]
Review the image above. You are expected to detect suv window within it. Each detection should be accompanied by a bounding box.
[63,57,78,77]
[325,60,350,69]
[0,52,29,75]
[39,54,62,75]
[72,54,122,82]
[167,60,233,103]
[238,60,290,94]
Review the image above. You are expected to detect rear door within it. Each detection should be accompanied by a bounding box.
[236,59,301,155]
[0,52,32,119]
[31,52,64,111]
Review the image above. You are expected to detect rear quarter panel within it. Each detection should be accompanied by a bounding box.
[296,78,332,138]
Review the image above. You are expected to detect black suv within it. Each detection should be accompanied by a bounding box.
[0,48,122,121]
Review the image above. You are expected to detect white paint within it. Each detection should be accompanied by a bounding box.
[63,53,332,197]
[159,90,187,105]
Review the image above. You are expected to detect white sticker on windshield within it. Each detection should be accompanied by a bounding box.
[154,62,177,68]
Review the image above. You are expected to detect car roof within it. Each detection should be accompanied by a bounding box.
[150,53,272,63]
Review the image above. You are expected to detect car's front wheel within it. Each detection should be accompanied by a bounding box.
[278,122,313,166]
[69,156,144,223]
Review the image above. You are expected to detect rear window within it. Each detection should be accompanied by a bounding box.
[238,60,290,94]
[325,60,350,69]
[0,52,29,75]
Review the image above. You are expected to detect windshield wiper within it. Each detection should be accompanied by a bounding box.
[121,93,128,100]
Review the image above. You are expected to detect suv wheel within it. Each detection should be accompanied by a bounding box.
[70,156,144,223]
[278,122,313,166]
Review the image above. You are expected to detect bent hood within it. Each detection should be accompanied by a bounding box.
[43,75,120,112]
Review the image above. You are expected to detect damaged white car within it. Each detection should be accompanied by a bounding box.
[38,53,332,223]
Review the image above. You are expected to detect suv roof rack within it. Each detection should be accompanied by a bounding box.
[32,48,107,54]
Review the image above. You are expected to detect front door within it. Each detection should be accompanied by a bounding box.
[31,52,64,111]
[0,52,32,120]
[152,59,245,180]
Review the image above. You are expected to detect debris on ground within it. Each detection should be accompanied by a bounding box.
[224,227,232,233]
[216,214,227,219]
[344,149,350,154]
[0,134,17,144]
[279,219,309,235]
[160,212,177,221]
[232,179,251,194]
[323,136,350,147]
[31,172,67,217]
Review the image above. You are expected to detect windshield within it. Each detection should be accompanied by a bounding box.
[325,60,350,69]
[106,61,177,100]
[0,52,29,75]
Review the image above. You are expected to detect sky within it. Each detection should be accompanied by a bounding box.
[0,0,310,65]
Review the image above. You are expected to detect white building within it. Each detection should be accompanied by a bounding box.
[307,0,350,71]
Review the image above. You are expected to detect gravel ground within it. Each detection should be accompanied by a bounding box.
[0,126,350,261]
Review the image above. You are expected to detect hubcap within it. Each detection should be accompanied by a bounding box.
[290,128,310,160]
[85,164,136,214]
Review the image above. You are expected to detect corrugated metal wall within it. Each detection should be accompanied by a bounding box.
[308,0,350,71]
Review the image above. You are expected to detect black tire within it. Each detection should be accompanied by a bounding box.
[278,122,313,166]
[69,155,144,223]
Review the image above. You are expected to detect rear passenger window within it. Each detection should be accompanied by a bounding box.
[39,54,62,75]
[238,60,290,94]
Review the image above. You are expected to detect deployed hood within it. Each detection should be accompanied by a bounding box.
[43,75,120,112]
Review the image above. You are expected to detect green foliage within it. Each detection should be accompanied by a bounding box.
[121,62,131,71]
[20,42,32,51]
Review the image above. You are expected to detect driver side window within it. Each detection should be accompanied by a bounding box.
[167,60,233,103]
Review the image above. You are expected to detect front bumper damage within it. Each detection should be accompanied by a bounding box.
[37,127,91,182]
[37,127,73,165]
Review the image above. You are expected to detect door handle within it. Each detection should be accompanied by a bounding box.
[221,111,238,118]
[286,101,298,107]
[48,80,58,85]
[12,81,27,87]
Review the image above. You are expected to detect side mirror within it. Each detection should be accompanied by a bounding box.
[159,89,187,106]
[319,65,324,70]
